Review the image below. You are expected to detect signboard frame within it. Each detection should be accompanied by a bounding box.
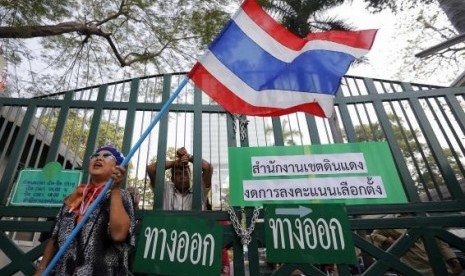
[10,162,82,207]
[229,142,407,206]
[264,203,357,264]
[133,213,223,276]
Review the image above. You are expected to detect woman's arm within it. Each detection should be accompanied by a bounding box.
[107,166,131,242]
[34,238,57,276]
[109,189,130,242]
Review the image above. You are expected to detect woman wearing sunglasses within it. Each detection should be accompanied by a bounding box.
[35,145,136,276]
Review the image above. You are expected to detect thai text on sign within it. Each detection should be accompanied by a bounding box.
[252,152,367,176]
[10,162,81,206]
[228,142,407,206]
[133,214,223,276]
[244,176,385,201]
[265,203,356,264]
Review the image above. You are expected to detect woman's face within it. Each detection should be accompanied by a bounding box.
[88,150,117,180]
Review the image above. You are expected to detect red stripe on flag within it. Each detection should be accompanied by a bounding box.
[305,29,378,49]
[241,0,305,51]
[241,0,377,51]
[188,63,326,117]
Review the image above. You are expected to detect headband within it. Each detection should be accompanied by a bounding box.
[95,145,125,165]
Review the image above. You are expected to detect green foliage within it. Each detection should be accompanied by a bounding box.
[353,113,462,191]
[0,0,239,96]
[361,0,436,13]
[265,119,302,146]
[127,177,154,209]
[39,108,158,207]
[191,9,230,46]
[40,110,124,161]
[257,0,351,37]
[0,0,74,25]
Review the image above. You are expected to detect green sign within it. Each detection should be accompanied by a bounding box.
[229,142,407,206]
[10,162,82,206]
[264,203,356,264]
[133,213,223,276]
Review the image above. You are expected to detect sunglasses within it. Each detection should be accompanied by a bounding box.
[90,152,115,161]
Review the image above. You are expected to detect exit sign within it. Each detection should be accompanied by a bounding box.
[264,203,357,264]
[133,213,223,276]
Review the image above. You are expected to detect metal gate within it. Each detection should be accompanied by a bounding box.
[0,73,464,275]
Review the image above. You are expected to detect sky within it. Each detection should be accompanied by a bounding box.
[326,0,398,80]
[8,0,458,98]
[328,0,463,86]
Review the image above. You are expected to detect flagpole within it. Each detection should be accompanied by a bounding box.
[42,77,190,276]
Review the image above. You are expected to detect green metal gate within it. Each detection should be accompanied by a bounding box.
[0,73,464,275]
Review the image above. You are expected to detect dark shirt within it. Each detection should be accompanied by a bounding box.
[50,189,136,275]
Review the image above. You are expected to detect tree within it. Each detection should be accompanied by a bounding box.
[257,0,352,38]
[353,113,462,193]
[40,109,161,207]
[361,0,465,34]
[40,110,125,161]
[355,0,465,85]
[127,177,154,209]
[0,0,235,96]
[438,0,465,34]
[254,0,464,86]
[265,119,302,146]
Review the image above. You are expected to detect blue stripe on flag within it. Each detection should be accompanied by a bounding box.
[209,21,355,95]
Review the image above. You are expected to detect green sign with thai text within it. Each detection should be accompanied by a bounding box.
[229,142,407,206]
[133,213,223,276]
[265,203,356,264]
[10,162,81,206]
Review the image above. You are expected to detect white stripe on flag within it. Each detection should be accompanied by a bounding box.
[200,51,335,117]
[234,9,370,62]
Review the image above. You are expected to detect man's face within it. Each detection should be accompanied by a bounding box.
[172,165,191,192]
[88,150,116,179]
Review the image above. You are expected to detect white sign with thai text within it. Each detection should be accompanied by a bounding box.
[251,153,367,177]
[243,176,386,201]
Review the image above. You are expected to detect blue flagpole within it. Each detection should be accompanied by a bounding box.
[42,77,190,276]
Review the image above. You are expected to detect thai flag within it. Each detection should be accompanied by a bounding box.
[188,0,377,118]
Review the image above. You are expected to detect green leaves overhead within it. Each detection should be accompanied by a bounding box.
[0,0,236,96]
[0,0,75,25]
[257,0,351,37]
[191,9,230,46]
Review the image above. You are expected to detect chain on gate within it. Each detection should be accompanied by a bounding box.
[227,206,261,274]
[230,113,249,142]
[227,206,261,246]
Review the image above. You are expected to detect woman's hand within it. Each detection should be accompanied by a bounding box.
[33,265,45,276]
[111,166,126,188]
[33,238,57,276]
[447,258,463,275]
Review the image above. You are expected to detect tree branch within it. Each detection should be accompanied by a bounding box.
[0,22,108,38]
[95,0,128,27]
[107,34,200,67]
[0,18,201,68]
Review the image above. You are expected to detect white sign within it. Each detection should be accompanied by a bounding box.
[251,153,367,176]
[243,176,386,201]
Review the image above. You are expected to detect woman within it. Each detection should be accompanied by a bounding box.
[34,145,136,275]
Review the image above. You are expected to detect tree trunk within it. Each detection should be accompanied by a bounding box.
[0,22,106,38]
[439,0,465,34]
